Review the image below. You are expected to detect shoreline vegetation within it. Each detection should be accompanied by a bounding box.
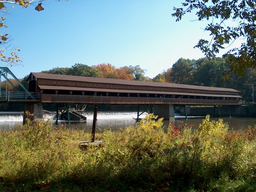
[1,114,256,191]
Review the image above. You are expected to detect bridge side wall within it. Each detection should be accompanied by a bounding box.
[153,105,175,122]
[41,94,241,105]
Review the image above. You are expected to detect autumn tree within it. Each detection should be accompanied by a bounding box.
[42,63,148,81]
[152,74,166,83]
[92,64,148,81]
[1,78,21,91]
[92,63,116,78]
[172,0,256,78]
[114,66,134,80]
[162,68,172,82]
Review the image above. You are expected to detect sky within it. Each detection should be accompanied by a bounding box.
[3,0,214,79]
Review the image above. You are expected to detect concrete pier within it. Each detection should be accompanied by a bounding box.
[153,104,175,122]
[24,103,44,122]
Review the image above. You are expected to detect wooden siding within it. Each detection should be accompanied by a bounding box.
[42,94,241,105]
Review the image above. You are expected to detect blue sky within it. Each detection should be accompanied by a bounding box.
[4,0,212,79]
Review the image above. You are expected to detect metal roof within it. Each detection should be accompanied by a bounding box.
[38,85,242,98]
[31,72,240,94]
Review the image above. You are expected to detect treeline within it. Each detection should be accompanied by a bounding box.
[1,58,255,111]
[42,59,256,102]
[41,63,149,81]
[163,58,256,102]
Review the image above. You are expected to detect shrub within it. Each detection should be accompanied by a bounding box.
[1,114,256,191]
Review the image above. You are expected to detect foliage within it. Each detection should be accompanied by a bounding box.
[192,57,233,87]
[162,67,172,82]
[92,63,116,78]
[172,0,256,77]
[1,115,256,191]
[41,67,70,75]
[170,58,195,84]
[67,63,100,77]
[152,73,166,83]
[42,63,148,81]
[114,66,134,80]
[167,57,256,102]
[128,65,148,81]
[1,78,22,91]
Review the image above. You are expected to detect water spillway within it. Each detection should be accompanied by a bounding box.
[0,112,23,122]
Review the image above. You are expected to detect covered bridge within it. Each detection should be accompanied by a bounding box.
[27,72,242,120]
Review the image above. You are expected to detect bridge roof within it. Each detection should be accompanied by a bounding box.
[30,73,240,94]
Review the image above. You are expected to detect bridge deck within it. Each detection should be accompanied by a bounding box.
[0,91,41,103]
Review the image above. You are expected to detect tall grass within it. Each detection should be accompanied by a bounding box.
[1,114,256,191]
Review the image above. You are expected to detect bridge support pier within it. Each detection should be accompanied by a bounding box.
[136,105,140,121]
[228,106,231,118]
[67,104,70,124]
[24,103,44,123]
[185,105,188,120]
[56,104,59,125]
[153,104,175,122]
[91,105,98,142]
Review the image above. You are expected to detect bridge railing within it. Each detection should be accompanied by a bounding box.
[42,94,242,105]
[0,91,41,101]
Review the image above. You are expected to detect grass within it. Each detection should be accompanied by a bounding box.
[1,114,256,191]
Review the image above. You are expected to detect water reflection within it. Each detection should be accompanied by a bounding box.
[57,112,144,132]
[56,113,256,133]
[180,117,256,131]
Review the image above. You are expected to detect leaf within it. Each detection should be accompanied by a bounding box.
[19,0,24,6]
[35,3,44,11]
[0,3,5,9]
[1,36,7,41]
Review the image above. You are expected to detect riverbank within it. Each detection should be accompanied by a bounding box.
[1,114,256,191]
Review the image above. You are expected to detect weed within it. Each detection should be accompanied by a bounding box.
[1,114,256,191]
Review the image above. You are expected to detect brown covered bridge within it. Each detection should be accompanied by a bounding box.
[25,72,241,121]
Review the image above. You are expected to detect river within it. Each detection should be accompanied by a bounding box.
[0,111,256,132]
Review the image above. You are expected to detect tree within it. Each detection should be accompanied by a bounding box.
[114,66,134,80]
[92,63,116,78]
[169,57,256,101]
[42,67,70,75]
[67,64,100,77]
[172,0,256,78]
[170,58,194,84]
[193,57,230,87]
[129,65,147,81]
[152,73,166,83]
[162,68,172,83]
[0,0,65,66]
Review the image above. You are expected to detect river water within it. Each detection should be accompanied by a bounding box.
[0,111,256,132]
